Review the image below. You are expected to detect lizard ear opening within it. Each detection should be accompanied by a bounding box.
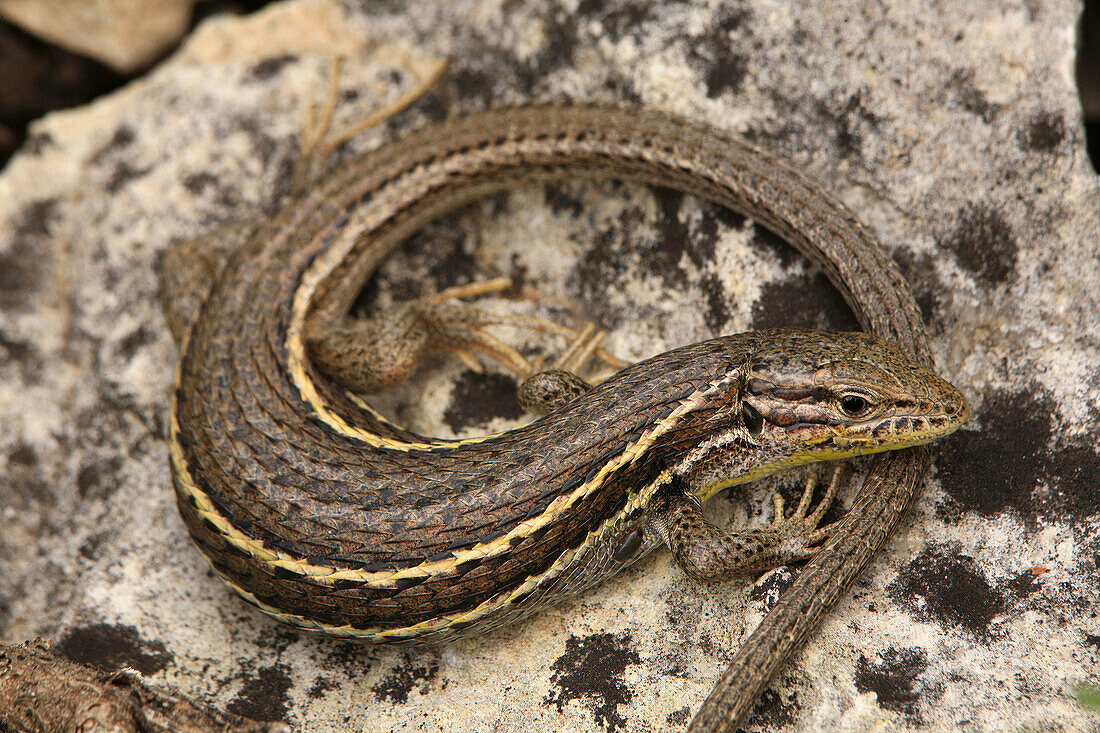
[741,400,764,436]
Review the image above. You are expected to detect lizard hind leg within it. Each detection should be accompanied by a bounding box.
[305,278,522,395]
[293,61,636,406]
[306,278,631,402]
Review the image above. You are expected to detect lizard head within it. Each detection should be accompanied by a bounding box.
[684,329,968,500]
[737,329,969,463]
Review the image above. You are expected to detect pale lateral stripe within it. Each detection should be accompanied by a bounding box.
[170,365,736,586]
[218,465,674,640]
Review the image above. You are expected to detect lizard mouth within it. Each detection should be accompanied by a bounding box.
[771,406,968,455]
[743,376,969,456]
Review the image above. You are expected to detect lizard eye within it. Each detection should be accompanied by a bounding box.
[838,394,870,416]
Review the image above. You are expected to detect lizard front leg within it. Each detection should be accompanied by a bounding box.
[648,466,845,582]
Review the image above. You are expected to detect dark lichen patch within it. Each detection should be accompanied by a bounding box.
[939,203,1017,287]
[745,686,799,728]
[576,185,728,299]
[424,232,479,291]
[1041,440,1100,521]
[372,656,438,704]
[234,116,283,177]
[699,272,730,332]
[936,386,1100,525]
[576,0,608,15]
[8,441,37,470]
[117,324,156,360]
[448,66,498,109]
[447,4,638,104]
[307,675,339,699]
[854,647,928,720]
[5,440,51,505]
[105,160,152,194]
[744,224,801,268]
[518,9,581,87]
[0,332,41,379]
[508,251,532,292]
[182,170,220,195]
[1020,111,1066,152]
[54,623,171,676]
[1005,567,1045,598]
[665,706,691,726]
[648,189,691,289]
[936,387,1050,518]
[1085,633,1100,649]
[749,270,859,332]
[227,664,293,722]
[702,47,748,100]
[545,183,586,219]
[660,188,720,272]
[889,544,1006,638]
[77,529,115,561]
[948,69,999,123]
[890,248,942,326]
[442,372,523,432]
[691,199,749,265]
[821,91,882,161]
[749,82,881,163]
[1,197,58,310]
[69,391,161,491]
[571,229,632,328]
[75,457,122,500]
[311,637,378,670]
[248,55,297,82]
[90,125,136,164]
[685,6,751,98]
[575,0,656,44]
[253,624,301,654]
[544,632,641,732]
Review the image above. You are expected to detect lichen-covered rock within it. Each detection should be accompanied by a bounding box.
[1,1,1096,731]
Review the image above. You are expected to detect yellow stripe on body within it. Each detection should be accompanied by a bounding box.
[170,357,737,586]
[217,465,676,640]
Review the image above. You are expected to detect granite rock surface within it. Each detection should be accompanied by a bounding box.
[1,0,1098,731]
